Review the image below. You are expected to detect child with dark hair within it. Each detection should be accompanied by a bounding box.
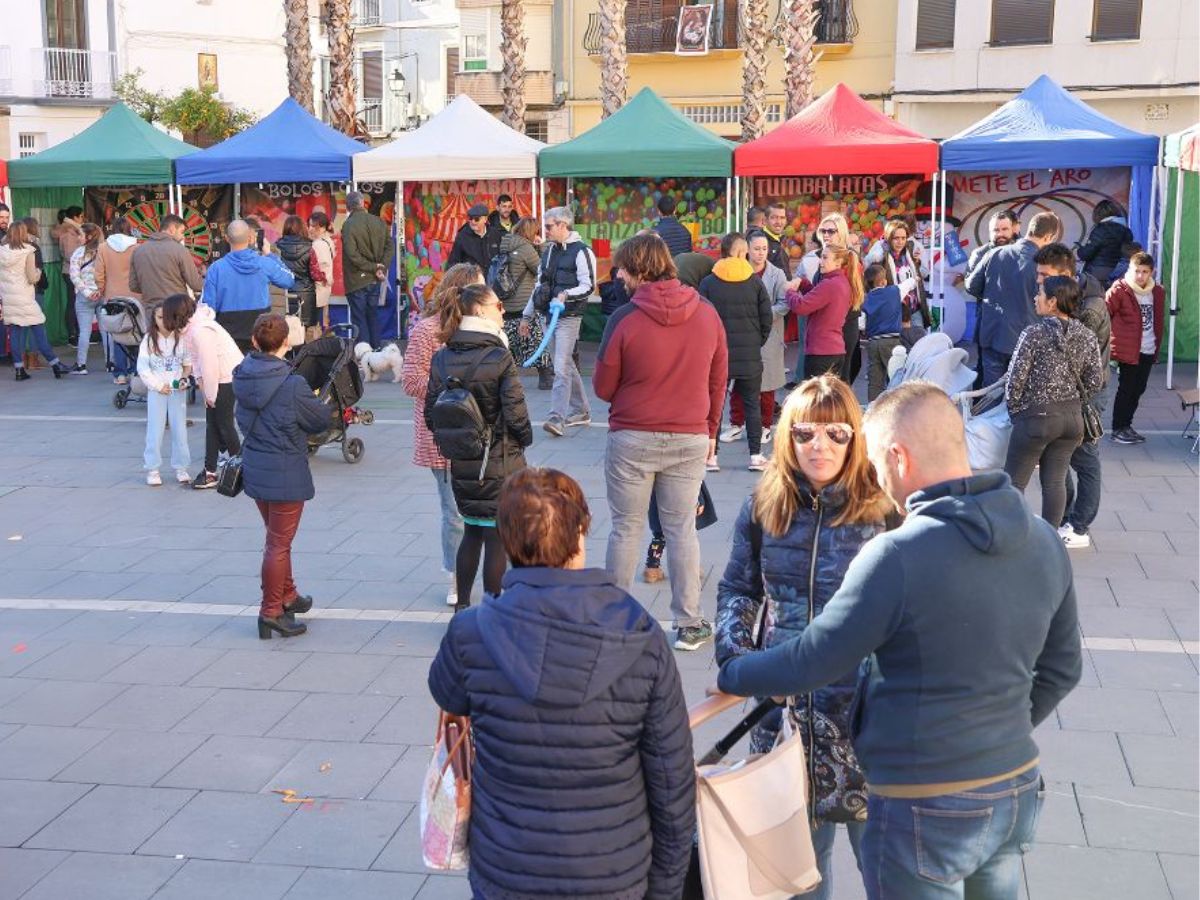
[1106,241,1143,288]
[137,302,192,486]
[1106,252,1165,444]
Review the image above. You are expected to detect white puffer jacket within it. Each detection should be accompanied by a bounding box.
[0,245,44,327]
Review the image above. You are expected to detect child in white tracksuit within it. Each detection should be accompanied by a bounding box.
[137,305,192,486]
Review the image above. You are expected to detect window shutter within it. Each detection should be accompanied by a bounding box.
[1093,0,1141,39]
[916,0,956,49]
[991,0,1055,45]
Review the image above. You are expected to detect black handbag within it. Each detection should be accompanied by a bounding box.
[1057,322,1104,445]
[217,373,291,498]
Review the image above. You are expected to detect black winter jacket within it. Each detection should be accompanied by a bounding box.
[424,326,532,519]
[428,566,696,900]
[447,223,502,273]
[698,257,772,379]
[652,216,693,256]
[275,235,316,318]
[1078,219,1134,275]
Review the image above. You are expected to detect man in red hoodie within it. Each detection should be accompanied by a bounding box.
[594,233,728,651]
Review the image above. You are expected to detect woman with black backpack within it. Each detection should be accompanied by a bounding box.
[425,282,533,611]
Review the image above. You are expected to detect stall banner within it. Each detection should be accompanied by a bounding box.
[570,177,727,253]
[949,166,1131,255]
[85,185,235,265]
[240,181,396,297]
[752,174,924,265]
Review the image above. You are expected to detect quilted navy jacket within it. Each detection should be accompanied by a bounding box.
[428,567,695,900]
[715,486,884,823]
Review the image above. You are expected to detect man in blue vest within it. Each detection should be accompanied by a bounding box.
[520,206,597,436]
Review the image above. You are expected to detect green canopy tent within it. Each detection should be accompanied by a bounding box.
[5,103,197,343]
[1160,124,1199,388]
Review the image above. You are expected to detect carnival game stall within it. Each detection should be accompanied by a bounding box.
[6,103,199,345]
[352,95,546,328]
[1159,124,1199,386]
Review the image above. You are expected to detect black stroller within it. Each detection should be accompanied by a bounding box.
[97,297,148,409]
[290,323,374,464]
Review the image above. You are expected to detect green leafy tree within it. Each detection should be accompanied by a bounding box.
[114,68,168,123]
[113,70,257,146]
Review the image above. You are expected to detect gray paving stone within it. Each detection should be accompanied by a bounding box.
[1108,576,1198,608]
[1091,649,1198,692]
[276,652,391,694]
[79,684,215,732]
[364,655,436,697]
[273,619,387,655]
[0,680,127,726]
[1054,687,1174,734]
[358,622,446,657]
[116,573,216,603]
[17,850,183,900]
[188,649,309,690]
[40,611,154,645]
[1118,509,1198,532]
[0,779,92,847]
[414,876,473,899]
[15,641,141,681]
[139,790,296,862]
[54,730,206,787]
[0,570,73,598]
[268,693,396,743]
[1167,606,1199,641]
[0,609,82,642]
[0,641,68,678]
[282,866,426,900]
[1071,552,1147,580]
[1118,733,1200,791]
[152,859,303,900]
[1034,781,1087,846]
[172,687,307,737]
[1089,530,1178,555]
[0,676,38,707]
[25,784,194,853]
[100,645,226,686]
[1075,783,1199,855]
[1071,575,1118,608]
[1157,691,1199,738]
[158,734,305,792]
[1033,727,1132,786]
[267,741,404,800]
[184,574,267,606]
[364,695,439,745]
[0,847,69,900]
[1024,845,1172,899]
[370,804,424,873]
[1138,553,1200,582]
[195,617,290,650]
[331,580,433,611]
[1159,852,1200,900]
[0,725,110,780]
[254,798,408,870]
[366,747,427,804]
[112,613,228,647]
[35,572,145,601]
[1078,607,1177,640]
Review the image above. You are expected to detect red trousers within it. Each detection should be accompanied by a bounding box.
[256,500,305,618]
[729,390,777,429]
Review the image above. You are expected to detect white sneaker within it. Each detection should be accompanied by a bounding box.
[748,454,769,472]
[761,426,772,444]
[705,456,720,472]
[1059,525,1091,549]
[444,570,458,606]
[146,470,162,487]
[175,469,192,484]
[719,425,744,443]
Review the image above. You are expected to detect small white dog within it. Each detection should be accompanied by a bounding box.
[354,342,404,383]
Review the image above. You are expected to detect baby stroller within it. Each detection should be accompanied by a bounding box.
[881,332,1012,472]
[97,297,149,409]
[290,323,373,464]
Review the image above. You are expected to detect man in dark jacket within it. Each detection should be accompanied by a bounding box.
[428,467,694,900]
[448,203,502,272]
[203,220,295,352]
[486,194,518,233]
[698,233,773,470]
[130,214,205,303]
[340,191,394,351]
[652,195,693,256]
[747,203,792,276]
[966,211,1061,387]
[1035,243,1110,549]
[718,382,1081,897]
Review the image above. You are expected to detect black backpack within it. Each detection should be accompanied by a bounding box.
[429,352,496,474]
[487,250,519,301]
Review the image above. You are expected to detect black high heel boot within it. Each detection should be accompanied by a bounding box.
[51,362,70,379]
[14,368,30,382]
[283,594,313,615]
[258,613,307,639]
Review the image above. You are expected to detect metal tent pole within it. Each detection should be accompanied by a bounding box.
[1166,165,1184,389]
[539,178,547,240]
[937,170,947,331]
[725,177,732,233]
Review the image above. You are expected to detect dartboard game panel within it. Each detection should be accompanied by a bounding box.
[86,186,234,267]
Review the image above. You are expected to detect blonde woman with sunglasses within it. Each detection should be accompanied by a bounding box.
[714,375,891,899]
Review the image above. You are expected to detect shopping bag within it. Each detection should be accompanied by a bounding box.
[691,695,820,899]
[419,712,473,870]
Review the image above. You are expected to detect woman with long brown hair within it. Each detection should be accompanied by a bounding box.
[787,243,864,380]
[715,375,891,899]
[68,222,104,373]
[401,263,482,606]
[0,221,68,380]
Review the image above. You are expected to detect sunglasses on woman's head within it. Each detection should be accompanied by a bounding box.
[790,423,854,445]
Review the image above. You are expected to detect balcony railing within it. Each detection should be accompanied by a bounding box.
[32,48,117,99]
[814,0,858,44]
[352,0,383,26]
[359,97,384,133]
[584,0,739,55]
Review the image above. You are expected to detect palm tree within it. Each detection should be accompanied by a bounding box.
[597,0,627,119]
[500,0,527,131]
[324,0,359,135]
[783,0,820,119]
[284,0,314,113]
[740,0,768,141]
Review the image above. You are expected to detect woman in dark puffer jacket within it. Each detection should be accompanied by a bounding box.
[715,375,891,900]
[429,467,695,900]
[274,215,317,330]
[425,282,532,610]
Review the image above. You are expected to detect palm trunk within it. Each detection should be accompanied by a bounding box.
[324,0,359,135]
[783,0,820,119]
[284,0,314,113]
[500,0,528,131]
[740,0,768,141]
[598,0,628,119]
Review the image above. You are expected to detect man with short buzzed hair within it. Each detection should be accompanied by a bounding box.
[341,190,393,350]
[717,381,1080,900]
[203,219,295,351]
[130,213,205,304]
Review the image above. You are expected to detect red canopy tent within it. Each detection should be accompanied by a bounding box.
[734,83,939,176]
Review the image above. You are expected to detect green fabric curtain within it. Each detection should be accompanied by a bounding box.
[1160,168,1198,364]
[10,186,85,346]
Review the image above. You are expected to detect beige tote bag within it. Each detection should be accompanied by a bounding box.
[693,695,821,899]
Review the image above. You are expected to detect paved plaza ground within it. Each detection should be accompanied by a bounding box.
[0,346,1196,899]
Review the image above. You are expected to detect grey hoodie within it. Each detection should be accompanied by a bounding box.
[719,471,1081,787]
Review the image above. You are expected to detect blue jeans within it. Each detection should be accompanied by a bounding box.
[144,388,191,473]
[9,324,59,367]
[861,768,1044,900]
[791,314,808,383]
[346,284,381,350]
[1063,435,1101,533]
[111,342,133,376]
[808,819,866,900]
[431,467,464,572]
[980,348,1011,390]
